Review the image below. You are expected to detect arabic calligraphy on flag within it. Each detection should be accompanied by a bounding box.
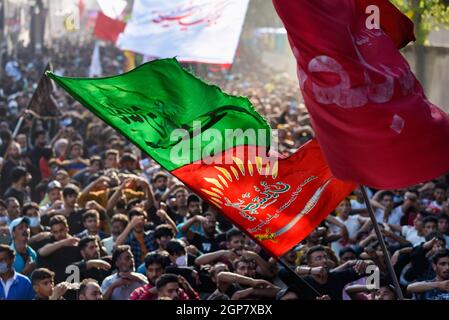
[116,0,250,64]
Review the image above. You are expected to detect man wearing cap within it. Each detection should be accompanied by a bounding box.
[9,216,37,277]
[0,244,35,300]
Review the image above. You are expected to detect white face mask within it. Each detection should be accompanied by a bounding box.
[175,254,187,267]
[28,217,41,228]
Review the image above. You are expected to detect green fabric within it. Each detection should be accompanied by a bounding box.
[47,58,270,170]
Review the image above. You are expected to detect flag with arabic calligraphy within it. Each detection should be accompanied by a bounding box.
[116,0,249,64]
[46,58,355,257]
[273,0,449,189]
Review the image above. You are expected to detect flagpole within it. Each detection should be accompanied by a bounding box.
[277,258,323,297]
[360,185,404,300]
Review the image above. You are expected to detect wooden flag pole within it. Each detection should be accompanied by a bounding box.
[360,185,404,300]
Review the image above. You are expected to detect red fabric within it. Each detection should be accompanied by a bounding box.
[273,0,449,189]
[93,12,126,44]
[357,0,415,49]
[39,157,52,180]
[172,139,355,257]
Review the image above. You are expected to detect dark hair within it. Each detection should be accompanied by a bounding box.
[112,245,132,268]
[10,166,27,183]
[187,195,200,206]
[306,245,326,263]
[82,209,99,223]
[438,214,449,223]
[78,236,98,251]
[423,216,438,226]
[165,240,185,256]
[0,199,6,209]
[154,224,174,240]
[127,207,147,220]
[432,249,449,264]
[226,228,243,242]
[126,198,142,211]
[78,278,99,298]
[155,273,179,290]
[145,252,169,269]
[31,268,54,286]
[339,247,357,258]
[49,215,68,228]
[105,149,119,158]
[63,184,80,198]
[0,244,15,259]
[5,197,18,207]
[232,257,253,271]
[111,214,129,228]
[22,202,39,216]
[120,153,137,163]
[33,130,46,139]
[434,184,447,191]
[380,191,394,200]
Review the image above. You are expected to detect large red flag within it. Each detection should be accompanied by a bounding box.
[93,11,126,44]
[173,139,355,257]
[273,0,449,189]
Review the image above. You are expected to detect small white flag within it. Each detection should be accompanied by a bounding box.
[88,42,103,77]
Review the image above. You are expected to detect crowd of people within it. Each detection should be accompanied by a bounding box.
[0,38,449,301]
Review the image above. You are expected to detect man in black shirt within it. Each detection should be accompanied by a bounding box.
[280,245,373,300]
[3,166,31,206]
[73,236,112,284]
[37,215,82,283]
[190,212,220,254]
[50,184,86,235]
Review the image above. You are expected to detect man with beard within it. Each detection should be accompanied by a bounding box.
[101,245,148,300]
[77,278,103,300]
[189,212,220,254]
[4,166,31,206]
[176,195,203,239]
[9,216,36,277]
[73,236,111,283]
[407,249,449,300]
[0,142,26,196]
[5,197,21,222]
[281,245,373,300]
[37,215,82,283]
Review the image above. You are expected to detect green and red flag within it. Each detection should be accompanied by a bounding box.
[47,58,355,257]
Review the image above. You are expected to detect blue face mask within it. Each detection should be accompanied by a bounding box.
[28,217,41,228]
[0,262,9,274]
[0,216,8,224]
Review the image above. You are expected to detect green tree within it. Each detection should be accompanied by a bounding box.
[391,0,449,85]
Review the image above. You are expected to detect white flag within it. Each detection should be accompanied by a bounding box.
[88,42,103,77]
[96,0,127,19]
[116,0,249,64]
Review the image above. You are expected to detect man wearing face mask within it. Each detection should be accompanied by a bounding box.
[9,216,37,277]
[0,244,35,300]
[22,202,48,237]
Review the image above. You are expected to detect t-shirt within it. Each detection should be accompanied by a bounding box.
[11,244,37,275]
[418,282,449,300]
[3,187,31,206]
[189,232,220,254]
[67,209,86,236]
[401,225,425,247]
[73,257,112,283]
[101,272,148,300]
[350,200,366,210]
[374,206,404,225]
[36,236,82,283]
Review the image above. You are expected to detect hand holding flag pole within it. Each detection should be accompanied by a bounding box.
[360,185,404,300]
